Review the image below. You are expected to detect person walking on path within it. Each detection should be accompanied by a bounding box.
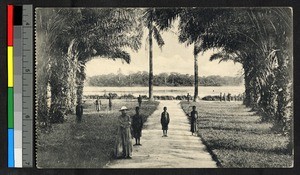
[75,102,83,123]
[190,106,198,136]
[131,106,143,146]
[161,107,170,137]
[115,106,133,159]
[138,95,142,107]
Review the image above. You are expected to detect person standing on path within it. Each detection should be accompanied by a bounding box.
[115,106,133,159]
[190,106,198,136]
[138,95,142,107]
[161,107,170,137]
[131,106,143,146]
[75,102,83,123]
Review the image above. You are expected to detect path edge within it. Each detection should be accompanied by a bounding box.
[179,101,223,168]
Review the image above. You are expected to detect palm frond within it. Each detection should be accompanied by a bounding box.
[152,26,165,49]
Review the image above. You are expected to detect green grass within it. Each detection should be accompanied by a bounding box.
[180,101,293,168]
[37,99,159,168]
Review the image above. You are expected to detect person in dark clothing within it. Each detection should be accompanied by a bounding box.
[95,99,100,112]
[131,107,143,146]
[76,102,83,123]
[161,107,170,137]
[108,95,112,111]
[187,93,191,102]
[220,92,222,101]
[190,106,198,136]
[138,95,142,107]
[227,93,231,102]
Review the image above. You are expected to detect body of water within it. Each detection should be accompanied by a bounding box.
[83,86,245,98]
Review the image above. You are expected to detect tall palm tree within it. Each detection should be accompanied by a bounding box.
[143,9,165,101]
[177,8,226,101]
[151,8,224,102]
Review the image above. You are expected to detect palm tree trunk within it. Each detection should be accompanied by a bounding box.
[149,22,154,101]
[76,63,86,105]
[36,32,50,124]
[36,60,50,124]
[194,45,199,102]
[243,61,252,107]
[274,53,291,135]
[49,54,69,123]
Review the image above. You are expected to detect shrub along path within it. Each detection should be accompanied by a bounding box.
[106,100,217,168]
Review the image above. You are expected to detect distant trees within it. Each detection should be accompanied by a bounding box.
[87,72,243,87]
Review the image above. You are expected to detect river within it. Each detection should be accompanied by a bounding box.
[83,86,245,98]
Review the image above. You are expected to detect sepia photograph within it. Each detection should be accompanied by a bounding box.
[35,7,293,168]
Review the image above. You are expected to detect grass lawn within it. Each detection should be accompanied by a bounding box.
[37,99,159,168]
[180,101,293,168]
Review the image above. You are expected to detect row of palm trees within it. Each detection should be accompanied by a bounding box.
[36,8,292,139]
[36,8,143,123]
[149,8,292,136]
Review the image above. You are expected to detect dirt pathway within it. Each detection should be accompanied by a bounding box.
[105,100,217,168]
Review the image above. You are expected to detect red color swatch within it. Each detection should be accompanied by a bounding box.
[7,5,13,46]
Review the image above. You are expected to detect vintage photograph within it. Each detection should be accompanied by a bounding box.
[35,7,293,168]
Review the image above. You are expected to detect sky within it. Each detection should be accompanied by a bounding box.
[85,24,243,78]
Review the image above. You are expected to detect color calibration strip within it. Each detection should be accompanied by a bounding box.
[7,4,33,168]
[7,4,14,168]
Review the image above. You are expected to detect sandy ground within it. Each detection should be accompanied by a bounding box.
[105,100,217,168]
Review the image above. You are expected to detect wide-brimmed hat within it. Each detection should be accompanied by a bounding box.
[119,106,128,111]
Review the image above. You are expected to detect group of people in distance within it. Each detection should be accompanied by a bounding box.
[115,104,199,159]
[94,95,142,113]
[219,92,244,101]
[94,96,113,112]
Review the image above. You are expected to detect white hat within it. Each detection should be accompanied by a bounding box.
[120,106,128,111]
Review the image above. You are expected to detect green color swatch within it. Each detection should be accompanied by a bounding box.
[8,87,14,128]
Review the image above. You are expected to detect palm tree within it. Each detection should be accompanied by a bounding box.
[200,8,292,134]
[143,9,165,101]
[176,8,227,101]
[67,8,143,105]
[36,8,143,123]
[151,8,225,102]
[152,7,292,152]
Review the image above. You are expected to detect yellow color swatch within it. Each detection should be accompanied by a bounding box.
[8,46,13,87]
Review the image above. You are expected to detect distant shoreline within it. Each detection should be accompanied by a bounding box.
[83,86,245,99]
